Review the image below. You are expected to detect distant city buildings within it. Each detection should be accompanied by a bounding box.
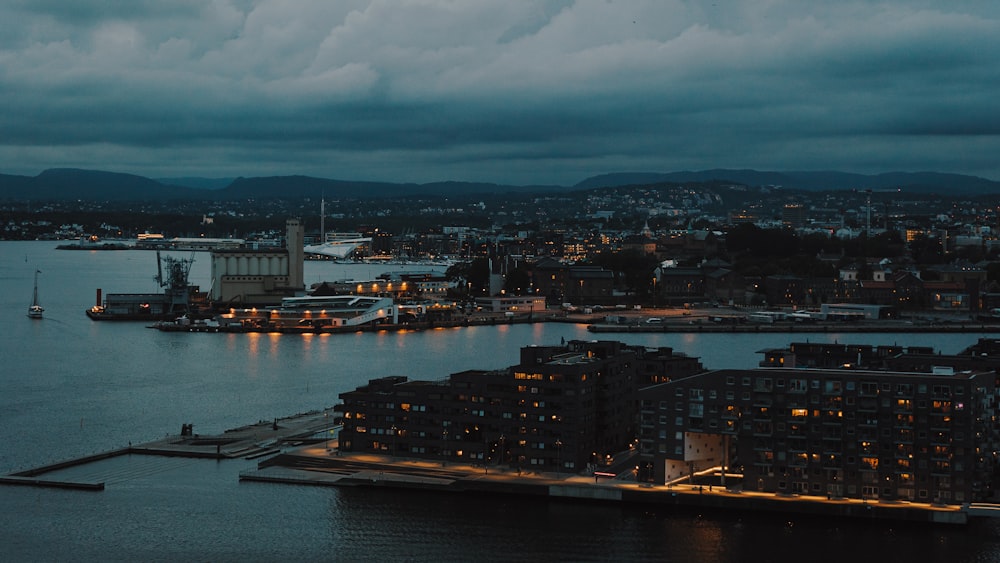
[10,173,1000,312]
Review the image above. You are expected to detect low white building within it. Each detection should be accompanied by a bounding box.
[476,296,547,313]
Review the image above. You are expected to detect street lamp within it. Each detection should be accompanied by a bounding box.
[325,411,331,451]
[555,438,563,475]
[391,425,397,458]
[499,434,506,467]
[441,428,448,466]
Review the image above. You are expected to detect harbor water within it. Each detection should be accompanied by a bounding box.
[3,241,1000,561]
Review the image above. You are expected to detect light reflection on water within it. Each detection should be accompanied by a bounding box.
[3,241,1000,560]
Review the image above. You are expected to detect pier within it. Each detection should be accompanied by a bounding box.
[0,409,339,491]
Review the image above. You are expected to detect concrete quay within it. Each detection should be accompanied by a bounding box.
[152,312,554,334]
[243,448,973,525]
[588,320,1000,334]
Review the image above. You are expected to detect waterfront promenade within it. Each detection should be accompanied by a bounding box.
[152,305,1000,335]
[243,446,974,526]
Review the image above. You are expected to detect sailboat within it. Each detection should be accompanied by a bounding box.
[28,269,43,319]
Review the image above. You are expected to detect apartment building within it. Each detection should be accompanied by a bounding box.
[336,340,704,472]
[639,365,999,505]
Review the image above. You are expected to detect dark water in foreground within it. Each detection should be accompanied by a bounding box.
[2,241,1000,561]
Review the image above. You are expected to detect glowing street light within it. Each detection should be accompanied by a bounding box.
[555,438,563,475]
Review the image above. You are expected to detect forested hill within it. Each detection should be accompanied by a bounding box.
[574,170,1000,194]
[2,167,998,202]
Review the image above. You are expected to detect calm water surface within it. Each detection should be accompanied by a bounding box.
[2,241,999,561]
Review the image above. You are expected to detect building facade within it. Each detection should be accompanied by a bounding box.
[639,364,1000,505]
[210,219,305,306]
[336,340,704,472]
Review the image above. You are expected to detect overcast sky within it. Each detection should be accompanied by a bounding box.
[2,1,999,185]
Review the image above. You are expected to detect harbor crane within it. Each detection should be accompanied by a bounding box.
[155,251,196,314]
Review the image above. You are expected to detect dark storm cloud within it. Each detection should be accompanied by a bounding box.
[1,1,999,185]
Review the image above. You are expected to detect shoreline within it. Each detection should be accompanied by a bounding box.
[2,407,988,526]
[243,449,970,526]
[145,313,1000,334]
[586,321,1000,333]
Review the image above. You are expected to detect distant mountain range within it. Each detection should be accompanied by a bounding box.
[0,169,564,201]
[0,167,998,202]
[573,169,1000,194]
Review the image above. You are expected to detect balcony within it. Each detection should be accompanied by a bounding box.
[857,398,879,412]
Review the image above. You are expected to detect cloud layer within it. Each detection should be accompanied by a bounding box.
[2,1,999,185]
